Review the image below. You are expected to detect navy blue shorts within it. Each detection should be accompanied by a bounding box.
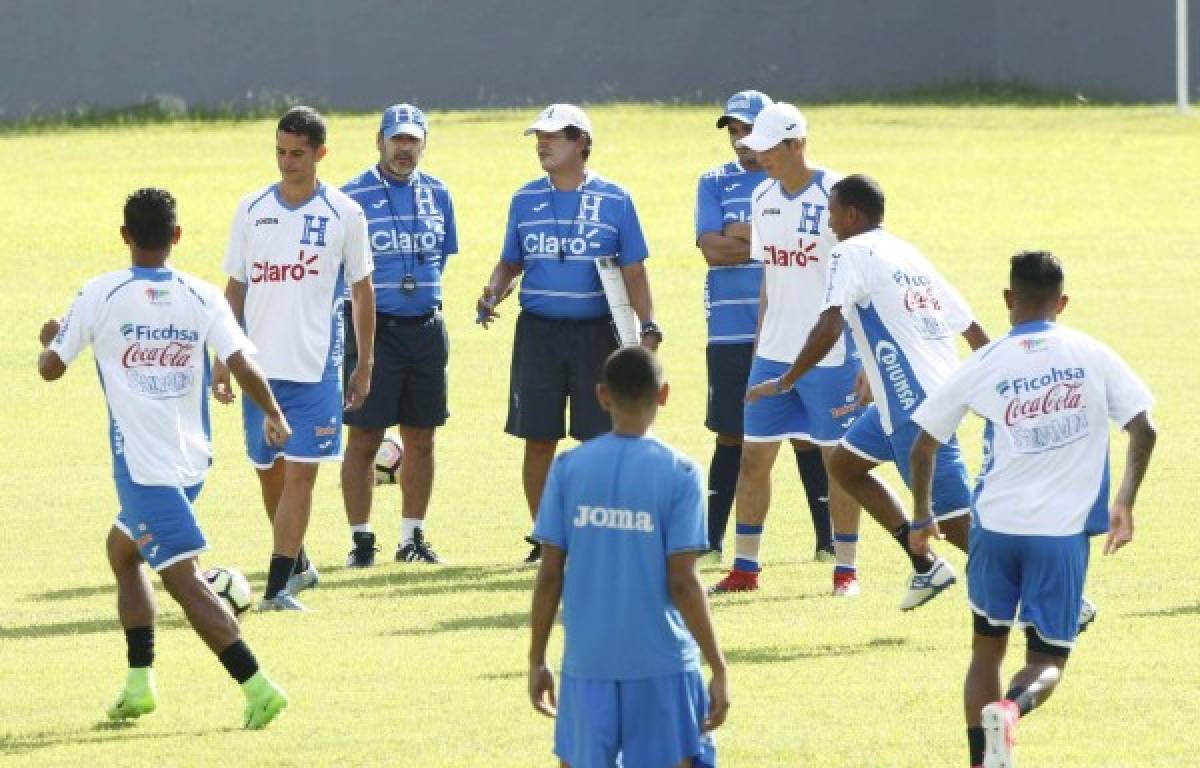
[344,309,449,430]
[705,342,753,436]
[505,311,616,442]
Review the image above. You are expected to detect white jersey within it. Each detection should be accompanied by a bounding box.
[224,183,372,382]
[912,322,1153,536]
[751,168,846,365]
[49,267,253,487]
[823,228,974,433]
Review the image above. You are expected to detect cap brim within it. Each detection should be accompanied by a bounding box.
[383,123,426,140]
[735,132,779,151]
[523,118,577,136]
[716,112,755,129]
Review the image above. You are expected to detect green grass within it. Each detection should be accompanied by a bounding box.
[1,103,1197,766]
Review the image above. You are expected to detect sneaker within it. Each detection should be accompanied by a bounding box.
[241,671,289,730]
[107,667,157,721]
[899,556,957,611]
[708,569,759,595]
[981,699,1020,768]
[1078,596,1098,633]
[522,535,541,567]
[832,570,860,597]
[257,592,308,612]
[346,531,378,568]
[285,563,319,595]
[396,528,444,564]
[813,545,836,563]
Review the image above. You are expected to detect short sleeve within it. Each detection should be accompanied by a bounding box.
[223,204,250,283]
[665,458,708,555]
[48,288,93,365]
[1100,345,1154,427]
[616,194,650,266]
[911,357,976,444]
[440,188,459,260]
[822,244,869,312]
[206,295,256,363]
[694,174,724,239]
[533,455,569,550]
[499,196,524,264]
[343,205,373,284]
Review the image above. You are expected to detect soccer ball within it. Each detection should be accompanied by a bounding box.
[203,566,254,617]
[374,434,404,485]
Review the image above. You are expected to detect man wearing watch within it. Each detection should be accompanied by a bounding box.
[340,104,459,568]
[476,103,659,566]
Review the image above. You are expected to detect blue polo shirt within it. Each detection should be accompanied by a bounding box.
[695,161,766,345]
[342,167,458,316]
[501,173,649,320]
[533,432,708,680]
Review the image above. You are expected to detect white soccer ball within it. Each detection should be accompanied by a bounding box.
[203,566,254,617]
[374,435,404,486]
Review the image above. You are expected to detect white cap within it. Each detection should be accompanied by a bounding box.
[735,102,807,151]
[524,103,593,136]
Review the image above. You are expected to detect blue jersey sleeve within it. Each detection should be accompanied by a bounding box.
[533,455,568,550]
[440,187,458,265]
[694,174,724,240]
[500,196,523,264]
[665,458,708,555]
[616,194,650,267]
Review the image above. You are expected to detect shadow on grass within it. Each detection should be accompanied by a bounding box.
[0,723,239,756]
[390,610,528,637]
[726,635,909,664]
[319,564,528,592]
[0,614,189,640]
[1127,602,1200,619]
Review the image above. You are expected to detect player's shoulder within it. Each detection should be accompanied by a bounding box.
[414,169,450,192]
[833,228,884,258]
[582,172,631,200]
[751,177,779,205]
[77,268,138,300]
[168,269,225,307]
[236,183,278,216]
[639,436,703,479]
[699,160,741,182]
[815,167,843,194]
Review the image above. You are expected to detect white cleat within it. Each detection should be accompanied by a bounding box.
[1077,596,1097,633]
[981,700,1020,767]
[899,557,957,611]
[285,564,319,595]
[257,592,308,612]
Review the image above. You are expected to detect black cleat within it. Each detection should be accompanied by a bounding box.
[346,531,378,568]
[396,528,444,564]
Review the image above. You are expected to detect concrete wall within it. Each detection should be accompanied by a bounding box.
[0,0,1194,120]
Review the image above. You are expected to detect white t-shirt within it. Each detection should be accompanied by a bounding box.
[823,228,974,433]
[912,322,1153,536]
[224,183,372,382]
[751,168,845,365]
[50,267,253,487]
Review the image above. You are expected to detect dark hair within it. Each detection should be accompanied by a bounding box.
[1009,250,1064,305]
[602,346,663,407]
[563,125,592,161]
[830,174,885,225]
[123,188,177,250]
[278,105,327,148]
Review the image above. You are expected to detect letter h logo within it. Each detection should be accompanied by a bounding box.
[300,215,330,246]
[414,186,439,217]
[578,193,603,224]
[798,203,824,236]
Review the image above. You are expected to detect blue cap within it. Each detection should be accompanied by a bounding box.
[716,90,773,129]
[380,103,427,140]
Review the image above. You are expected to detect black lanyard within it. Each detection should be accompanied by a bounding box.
[546,177,586,263]
[378,167,424,292]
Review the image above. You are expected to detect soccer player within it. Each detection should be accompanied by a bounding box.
[696,90,835,562]
[476,103,661,565]
[907,251,1156,768]
[37,188,290,729]
[745,174,990,608]
[340,104,458,567]
[528,346,729,768]
[709,102,864,596]
[215,106,375,610]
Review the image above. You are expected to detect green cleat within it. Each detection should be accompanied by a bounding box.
[107,667,158,721]
[241,671,288,730]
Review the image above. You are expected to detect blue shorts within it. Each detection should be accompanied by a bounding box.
[114,475,206,571]
[556,670,716,768]
[242,378,343,468]
[968,527,1090,650]
[743,356,862,445]
[840,405,971,520]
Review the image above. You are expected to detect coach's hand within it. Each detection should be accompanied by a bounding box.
[38,318,61,348]
[263,410,292,449]
[1104,502,1134,555]
[476,287,500,328]
[345,365,371,411]
[211,359,235,404]
[704,668,730,732]
[528,663,557,718]
[723,222,752,243]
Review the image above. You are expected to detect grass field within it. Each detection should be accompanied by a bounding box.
[1,102,1197,767]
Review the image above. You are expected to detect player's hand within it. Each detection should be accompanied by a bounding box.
[704,668,730,732]
[1104,502,1134,555]
[854,368,873,406]
[908,517,943,556]
[211,359,236,404]
[345,365,371,411]
[476,287,500,328]
[528,663,557,718]
[723,222,752,242]
[262,410,292,449]
[745,378,783,404]
[38,318,61,348]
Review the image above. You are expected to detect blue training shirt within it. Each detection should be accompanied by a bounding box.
[533,432,708,681]
[501,172,649,319]
[342,167,458,316]
[695,161,766,345]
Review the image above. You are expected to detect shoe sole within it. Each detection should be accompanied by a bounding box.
[107,700,156,720]
[899,573,957,612]
[981,705,1015,768]
[707,583,758,596]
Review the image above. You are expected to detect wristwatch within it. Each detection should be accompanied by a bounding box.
[640,321,663,343]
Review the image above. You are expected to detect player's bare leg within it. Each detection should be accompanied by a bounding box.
[395,426,442,563]
[254,460,314,594]
[709,439,780,593]
[521,439,558,564]
[106,526,158,720]
[820,444,862,596]
[342,426,385,567]
[159,558,240,653]
[259,460,320,609]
